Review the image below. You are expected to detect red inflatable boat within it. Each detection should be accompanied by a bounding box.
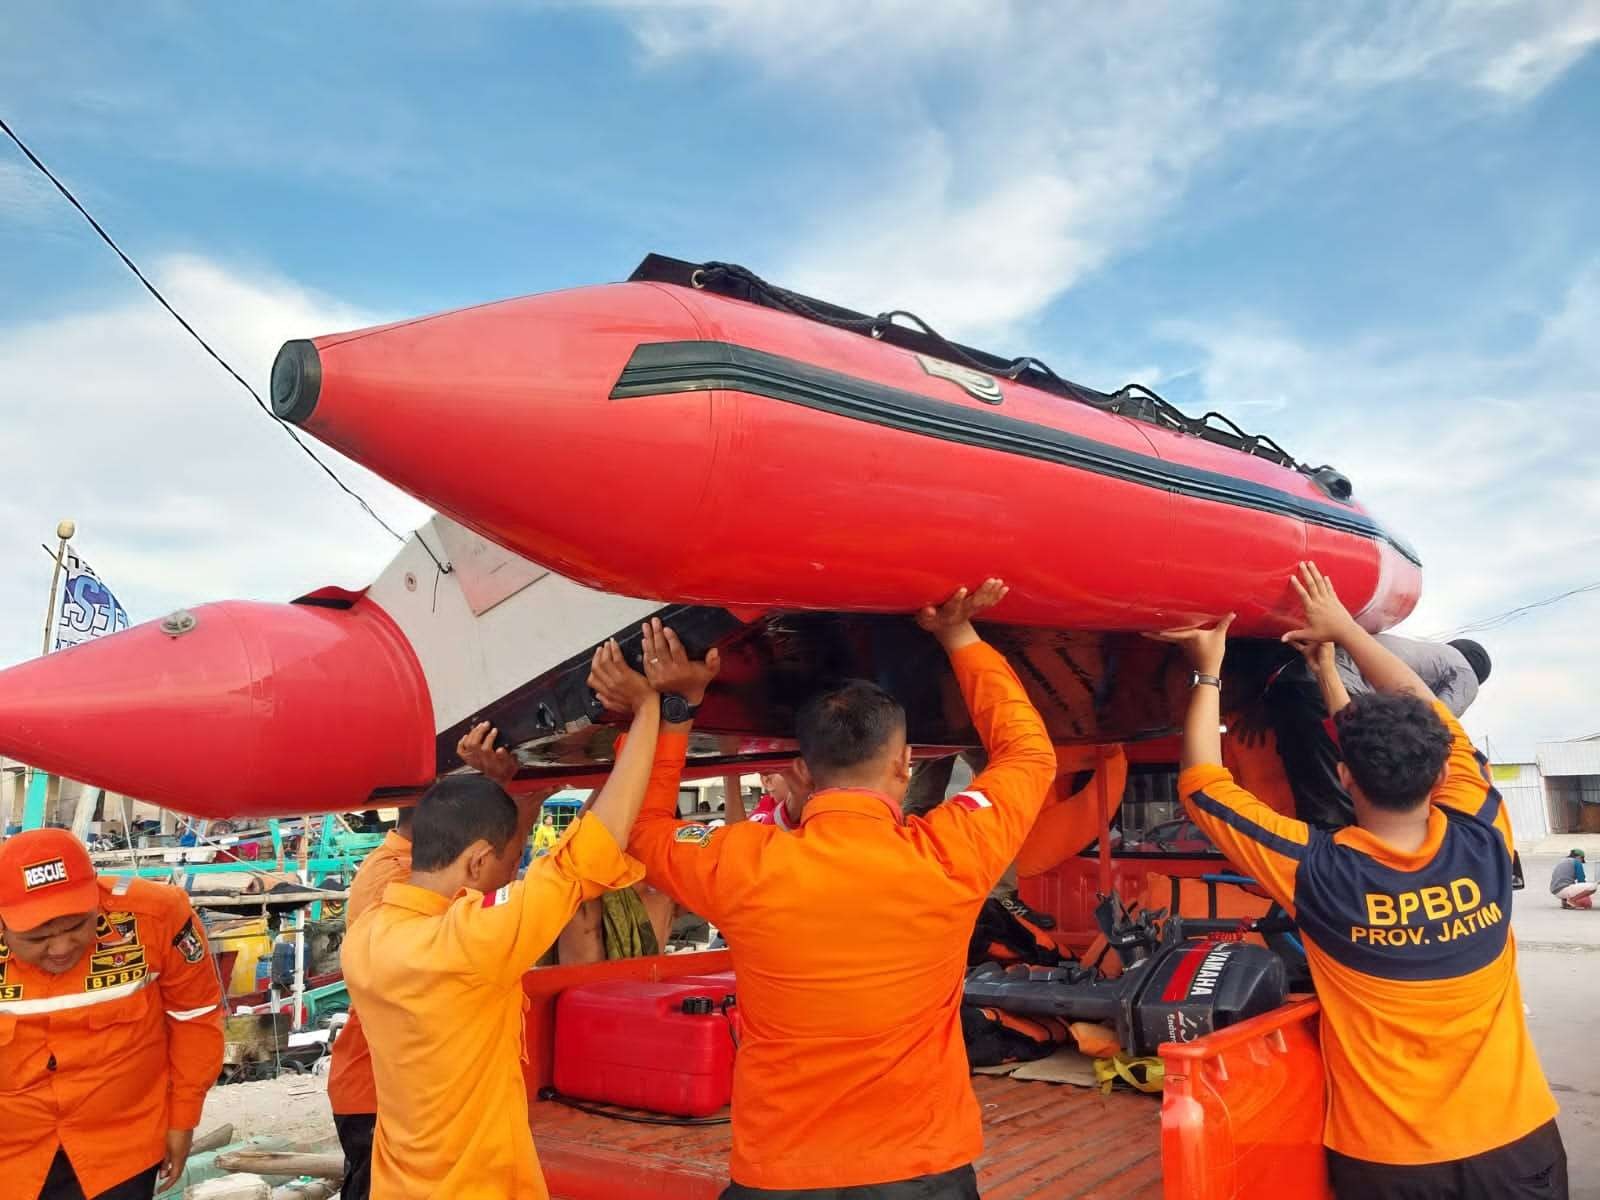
[0,259,1425,819]
[271,255,1420,637]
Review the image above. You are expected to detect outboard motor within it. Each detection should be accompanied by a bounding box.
[963,935,1288,1056]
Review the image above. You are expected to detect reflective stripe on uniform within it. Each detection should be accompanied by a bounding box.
[166,1003,219,1022]
[0,971,158,1017]
[111,875,134,895]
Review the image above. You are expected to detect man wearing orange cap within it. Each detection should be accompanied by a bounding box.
[0,827,224,1200]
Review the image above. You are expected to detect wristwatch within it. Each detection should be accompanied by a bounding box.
[1191,672,1222,690]
[661,693,702,723]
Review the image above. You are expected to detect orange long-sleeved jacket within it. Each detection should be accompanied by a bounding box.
[344,816,642,1200]
[1014,744,1128,878]
[0,876,224,1199]
[628,640,1056,1190]
[1181,701,1557,1165]
[326,830,413,1116]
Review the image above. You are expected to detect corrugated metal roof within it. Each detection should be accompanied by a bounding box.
[1536,739,1600,777]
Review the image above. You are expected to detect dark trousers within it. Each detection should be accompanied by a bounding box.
[334,1112,377,1200]
[722,1163,980,1200]
[37,1149,158,1200]
[1327,1120,1568,1199]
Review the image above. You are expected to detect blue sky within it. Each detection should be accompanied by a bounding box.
[2,2,1598,758]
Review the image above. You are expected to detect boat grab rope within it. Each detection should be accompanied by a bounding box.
[688,260,1330,480]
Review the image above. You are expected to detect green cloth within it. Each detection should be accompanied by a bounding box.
[601,887,659,960]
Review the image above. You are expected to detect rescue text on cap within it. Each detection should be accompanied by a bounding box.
[21,857,70,891]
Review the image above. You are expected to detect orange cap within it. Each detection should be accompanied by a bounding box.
[0,829,100,932]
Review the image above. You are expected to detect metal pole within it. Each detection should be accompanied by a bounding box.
[41,519,75,656]
[1096,748,1114,900]
[294,815,311,1031]
[29,521,76,820]
[722,772,745,820]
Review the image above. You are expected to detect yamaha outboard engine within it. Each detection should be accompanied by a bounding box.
[963,935,1287,1056]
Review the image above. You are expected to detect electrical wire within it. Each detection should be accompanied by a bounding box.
[1432,579,1600,639]
[0,113,406,543]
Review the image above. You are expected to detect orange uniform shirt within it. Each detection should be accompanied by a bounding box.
[326,830,413,1116]
[1180,701,1557,1165]
[1014,744,1128,878]
[342,816,642,1200]
[0,876,224,1199]
[628,640,1056,1190]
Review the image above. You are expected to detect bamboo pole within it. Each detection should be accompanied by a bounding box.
[214,1151,345,1180]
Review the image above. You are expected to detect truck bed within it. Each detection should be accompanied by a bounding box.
[535,1075,1164,1200]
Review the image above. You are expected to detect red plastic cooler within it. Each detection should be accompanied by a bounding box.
[553,973,738,1117]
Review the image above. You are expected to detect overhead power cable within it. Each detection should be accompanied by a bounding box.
[1432,579,1600,639]
[0,113,406,544]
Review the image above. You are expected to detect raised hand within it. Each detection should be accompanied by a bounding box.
[1287,635,1337,674]
[1283,561,1359,648]
[916,578,1008,650]
[588,639,656,714]
[1149,613,1236,677]
[641,618,721,704]
[457,720,518,784]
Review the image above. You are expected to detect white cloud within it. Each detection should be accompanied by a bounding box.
[610,0,1006,65]
[1160,263,1600,758]
[610,2,1234,340]
[1309,0,1600,102]
[603,1,1598,341]
[0,258,430,671]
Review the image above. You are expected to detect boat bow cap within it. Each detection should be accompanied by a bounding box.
[271,338,322,423]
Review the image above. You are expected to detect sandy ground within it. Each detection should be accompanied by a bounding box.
[197,1072,339,1151]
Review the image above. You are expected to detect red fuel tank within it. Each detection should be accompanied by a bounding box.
[553,975,738,1118]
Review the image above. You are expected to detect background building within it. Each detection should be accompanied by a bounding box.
[1536,736,1600,836]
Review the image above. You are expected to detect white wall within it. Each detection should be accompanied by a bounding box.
[1492,762,1550,846]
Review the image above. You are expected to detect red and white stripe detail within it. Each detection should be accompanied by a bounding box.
[950,791,993,813]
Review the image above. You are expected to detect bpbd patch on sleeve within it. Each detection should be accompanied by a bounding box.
[482,885,513,908]
[172,917,206,963]
[675,824,714,846]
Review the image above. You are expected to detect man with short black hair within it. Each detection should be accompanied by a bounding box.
[1158,563,1563,1199]
[611,584,1057,1199]
[343,642,663,1200]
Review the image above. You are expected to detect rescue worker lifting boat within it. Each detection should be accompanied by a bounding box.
[615,583,1058,1198]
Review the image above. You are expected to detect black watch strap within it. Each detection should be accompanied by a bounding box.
[661,693,701,723]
